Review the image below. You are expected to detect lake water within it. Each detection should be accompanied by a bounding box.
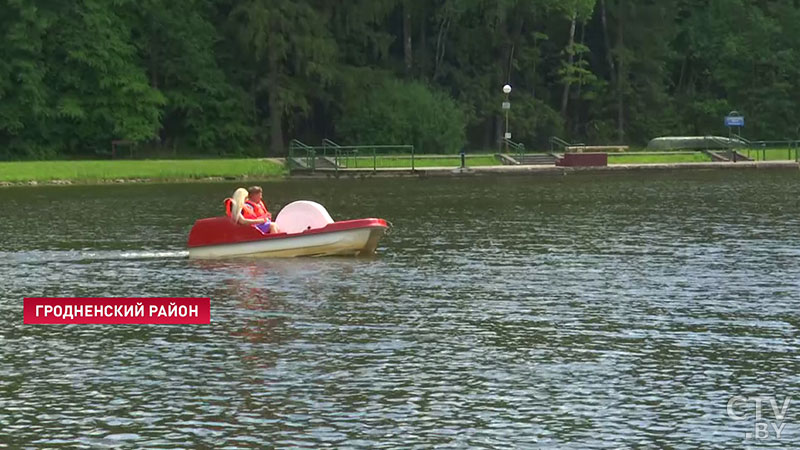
[1,170,800,448]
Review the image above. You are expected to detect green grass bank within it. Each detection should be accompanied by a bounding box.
[607,153,712,164]
[0,158,286,184]
[2,149,796,185]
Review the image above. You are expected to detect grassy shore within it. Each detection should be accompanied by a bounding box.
[608,152,712,164]
[3,150,794,185]
[0,158,286,183]
[339,155,500,168]
[741,148,799,161]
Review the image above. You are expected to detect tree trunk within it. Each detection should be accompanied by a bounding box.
[573,22,587,135]
[600,0,616,85]
[251,75,258,131]
[532,34,539,99]
[418,2,427,78]
[616,0,625,143]
[496,114,503,151]
[403,1,413,75]
[149,42,162,146]
[677,55,688,93]
[560,13,577,122]
[433,16,449,81]
[150,58,158,89]
[267,45,283,156]
[484,118,494,150]
[507,15,525,83]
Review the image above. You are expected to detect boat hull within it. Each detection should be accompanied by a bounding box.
[187,217,388,259]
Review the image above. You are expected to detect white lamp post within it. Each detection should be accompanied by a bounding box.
[502,84,512,153]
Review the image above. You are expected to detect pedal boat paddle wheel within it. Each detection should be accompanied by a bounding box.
[187,201,389,258]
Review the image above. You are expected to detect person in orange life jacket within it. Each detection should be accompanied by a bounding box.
[225,188,270,227]
[246,186,280,234]
[245,186,271,219]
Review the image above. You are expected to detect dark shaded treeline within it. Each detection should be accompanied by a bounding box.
[2,0,800,158]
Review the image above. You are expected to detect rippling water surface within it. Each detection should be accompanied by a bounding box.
[2,170,800,448]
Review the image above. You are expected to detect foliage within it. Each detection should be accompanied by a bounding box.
[337,79,466,154]
[2,0,800,159]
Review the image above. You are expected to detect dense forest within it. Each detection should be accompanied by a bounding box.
[2,0,800,158]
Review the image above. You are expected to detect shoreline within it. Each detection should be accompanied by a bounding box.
[292,160,800,178]
[1,160,797,187]
[0,175,286,188]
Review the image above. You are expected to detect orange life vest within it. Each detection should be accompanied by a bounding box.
[245,200,270,219]
[224,198,233,217]
[225,197,258,220]
[240,202,258,219]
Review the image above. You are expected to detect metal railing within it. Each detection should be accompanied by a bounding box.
[288,139,316,170]
[288,141,416,173]
[322,138,363,169]
[743,140,800,161]
[502,138,525,157]
[697,137,800,161]
[549,136,585,153]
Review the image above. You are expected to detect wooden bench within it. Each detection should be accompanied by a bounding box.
[566,145,628,153]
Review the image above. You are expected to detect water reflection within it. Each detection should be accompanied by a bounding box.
[1,171,800,447]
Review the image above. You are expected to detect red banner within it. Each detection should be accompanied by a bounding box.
[23,297,210,324]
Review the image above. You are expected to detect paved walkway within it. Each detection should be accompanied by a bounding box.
[291,161,799,177]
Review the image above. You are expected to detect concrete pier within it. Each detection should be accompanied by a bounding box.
[290,160,799,178]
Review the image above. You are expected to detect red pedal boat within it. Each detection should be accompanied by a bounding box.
[187,201,389,258]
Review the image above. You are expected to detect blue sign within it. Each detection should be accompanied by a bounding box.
[725,116,745,127]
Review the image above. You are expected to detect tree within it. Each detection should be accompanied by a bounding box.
[6,0,800,158]
[229,0,336,155]
[46,0,165,154]
[674,0,800,139]
[558,0,596,123]
[0,0,52,158]
[338,78,466,153]
[129,0,252,153]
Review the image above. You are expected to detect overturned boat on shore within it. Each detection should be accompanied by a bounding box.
[187,201,389,258]
[647,136,747,150]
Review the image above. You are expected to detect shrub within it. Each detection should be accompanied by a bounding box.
[338,79,466,154]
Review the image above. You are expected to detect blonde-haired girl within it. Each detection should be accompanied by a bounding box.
[225,188,269,226]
